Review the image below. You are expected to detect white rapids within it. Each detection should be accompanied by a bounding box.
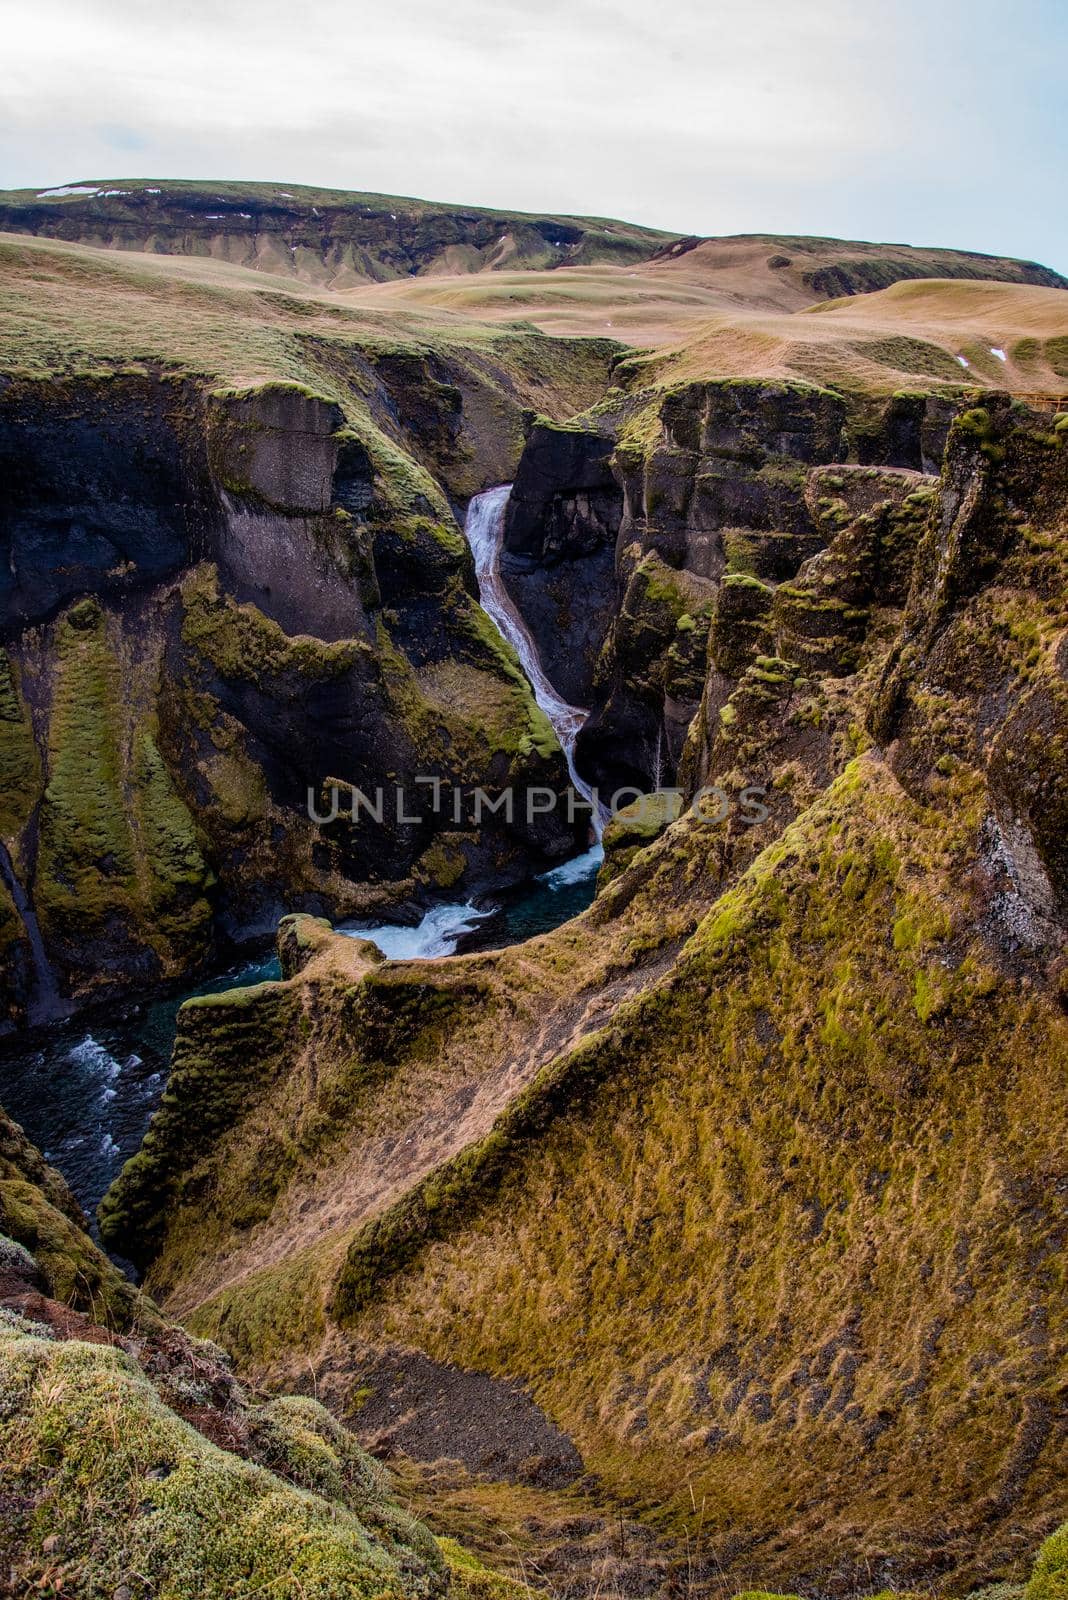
[340,902,493,959]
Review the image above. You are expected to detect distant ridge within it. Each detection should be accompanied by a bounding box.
[0,178,1064,295]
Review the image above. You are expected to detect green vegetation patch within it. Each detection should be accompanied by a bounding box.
[0,1319,445,1599]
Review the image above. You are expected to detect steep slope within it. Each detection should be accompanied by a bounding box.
[4,1089,1067,1600]
[0,179,674,288]
[101,401,1068,1595]
[0,1102,530,1600]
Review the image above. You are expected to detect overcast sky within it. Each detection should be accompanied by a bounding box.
[2,0,1065,271]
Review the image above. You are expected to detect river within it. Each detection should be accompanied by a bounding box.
[0,485,602,1219]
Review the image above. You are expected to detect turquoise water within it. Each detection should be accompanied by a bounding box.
[0,951,281,1223]
[0,851,600,1222]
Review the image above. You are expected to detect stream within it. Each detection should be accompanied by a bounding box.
[0,485,602,1219]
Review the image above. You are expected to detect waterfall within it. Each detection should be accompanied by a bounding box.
[0,841,66,1024]
[464,487,607,841]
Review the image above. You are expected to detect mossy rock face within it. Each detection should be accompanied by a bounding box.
[277,912,336,978]
[577,379,871,800]
[504,417,621,561]
[34,597,215,994]
[99,975,299,1273]
[0,374,217,632]
[575,551,716,796]
[0,1104,142,1330]
[659,379,847,465]
[711,573,775,676]
[870,401,1068,931]
[769,465,937,678]
[0,1176,141,1328]
[35,598,137,943]
[0,341,609,1006]
[207,385,345,513]
[0,648,41,837]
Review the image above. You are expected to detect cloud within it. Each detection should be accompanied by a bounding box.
[0,0,1064,269]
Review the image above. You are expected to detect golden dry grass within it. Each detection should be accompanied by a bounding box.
[343,238,1068,396]
[3,231,1065,400]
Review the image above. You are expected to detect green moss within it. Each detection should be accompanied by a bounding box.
[724,530,759,575]
[181,567,360,683]
[0,1177,141,1330]
[35,599,138,939]
[1027,1523,1068,1600]
[599,791,684,887]
[437,1538,533,1600]
[0,875,25,963]
[0,650,41,837]
[729,1592,805,1600]
[0,1321,444,1599]
[956,407,1006,464]
[417,839,467,890]
[100,980,299,1269]
[722,572,773,593]
[133,732,213,963]
[632,554,691,618]
[451,601,560,763]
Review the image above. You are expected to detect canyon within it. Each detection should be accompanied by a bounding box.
[0,184,1064,1600]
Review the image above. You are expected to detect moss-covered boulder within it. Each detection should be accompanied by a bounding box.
[597,789,685,887]
[0,1316,449,1599]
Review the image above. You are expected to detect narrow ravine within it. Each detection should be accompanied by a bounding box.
[0,487,607,1218]
[0,840,67,1025]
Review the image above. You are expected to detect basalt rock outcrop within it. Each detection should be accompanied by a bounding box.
[0,358,601,1021]
[498,378,954,801]
[501,418,622,705]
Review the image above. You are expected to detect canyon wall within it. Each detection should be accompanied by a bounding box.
[0,344,619,1021]
[100,398,1068,1594]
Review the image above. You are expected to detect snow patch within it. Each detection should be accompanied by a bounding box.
[956,355,970,368]
[37,185,99,198]
[990,347,1007,361]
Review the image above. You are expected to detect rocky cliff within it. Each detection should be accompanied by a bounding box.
[0,298,617,1020]
[99,399,1068,1595]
